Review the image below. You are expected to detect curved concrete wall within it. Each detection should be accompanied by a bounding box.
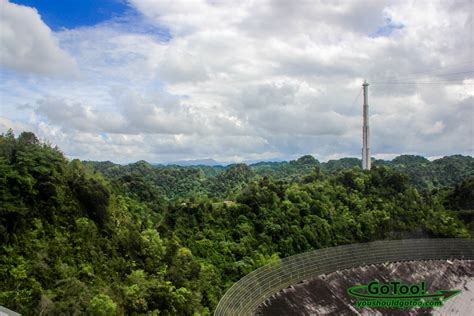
[214,238,474,316]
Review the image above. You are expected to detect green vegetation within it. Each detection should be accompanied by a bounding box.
[321,155,474,190]
[88,153,473,201]
[1,130,472,315]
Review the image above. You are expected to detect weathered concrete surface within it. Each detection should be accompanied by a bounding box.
[256,260,474,315]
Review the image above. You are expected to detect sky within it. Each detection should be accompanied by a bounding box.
[0,0,473,164]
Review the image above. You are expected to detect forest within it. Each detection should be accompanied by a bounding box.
[1,130,473,315]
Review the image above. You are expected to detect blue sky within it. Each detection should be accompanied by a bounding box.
[371,18,404,38]
[11,0,130,30]
[0,0,472,163]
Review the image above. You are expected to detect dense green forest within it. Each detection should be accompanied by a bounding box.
[86,153,474,200]
[1,130,472,315]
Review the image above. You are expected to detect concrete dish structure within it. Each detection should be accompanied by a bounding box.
[257,259,473,315]
[214,238,474,315]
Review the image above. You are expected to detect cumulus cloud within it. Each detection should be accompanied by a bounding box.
[0,0,473,162]
[32,89,246,138]
[35,97,125,133]
[0,116,34,134]
[0,0,78,76]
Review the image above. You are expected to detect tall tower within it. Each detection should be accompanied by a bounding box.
[362,80,371,170]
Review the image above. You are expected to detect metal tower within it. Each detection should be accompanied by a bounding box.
[362,80,371,170]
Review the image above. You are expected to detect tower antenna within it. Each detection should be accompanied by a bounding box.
[362,80,371,170]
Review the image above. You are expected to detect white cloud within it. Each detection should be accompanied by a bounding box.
[0,116,34,134]
[0,0,473,162]
[35,97,125,133]
[0,0,78,76]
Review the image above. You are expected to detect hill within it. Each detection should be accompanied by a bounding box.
[85,154,474,200]
[0,130,472,315]
[165,158,222,167]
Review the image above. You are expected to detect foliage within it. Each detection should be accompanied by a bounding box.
[441,175,474,233]
[0,130,471,315]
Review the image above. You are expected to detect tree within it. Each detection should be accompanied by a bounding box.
[87,294,117,316]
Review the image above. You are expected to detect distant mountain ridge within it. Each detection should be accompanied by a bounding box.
[164,158,222,166]
[84,154,473,197]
